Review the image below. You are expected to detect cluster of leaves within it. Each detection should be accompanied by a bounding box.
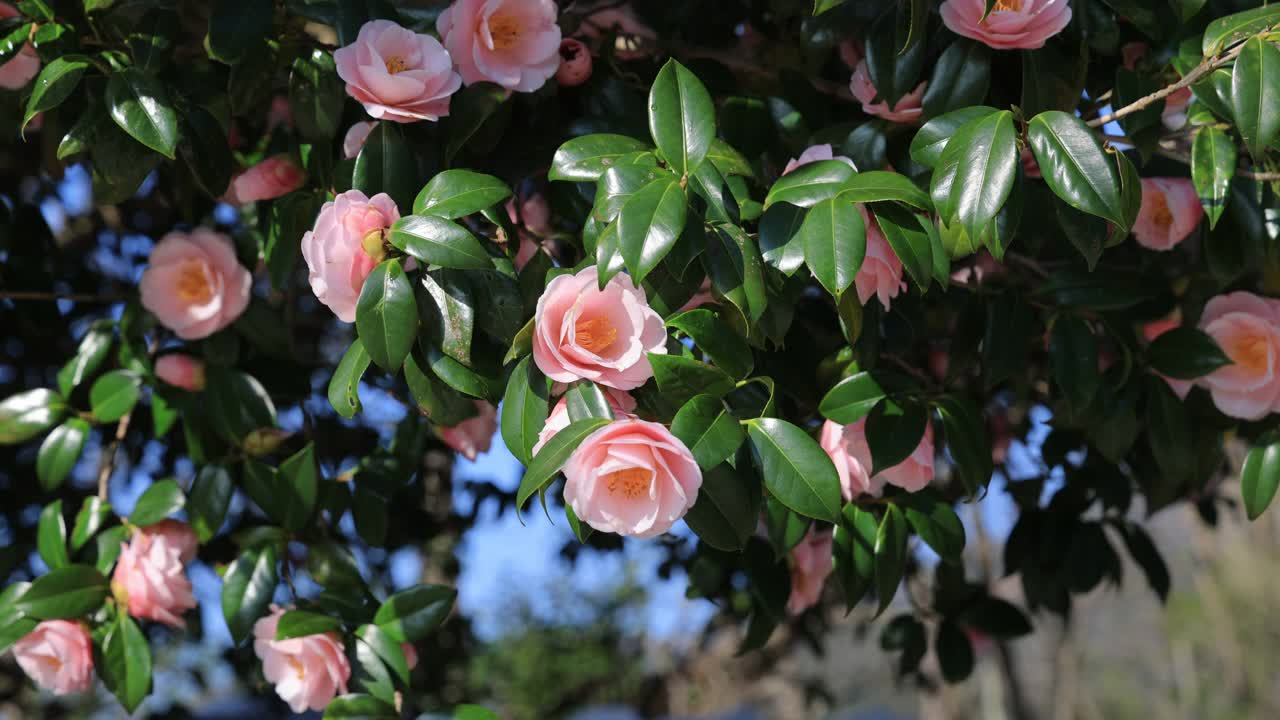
[3,0,1280,715]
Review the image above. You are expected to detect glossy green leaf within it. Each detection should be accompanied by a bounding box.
[801,197,866,298]
[356,259,418,371]
[922,41,991,119]
[704,224,768,327]
[764,159,857,209]
[23,55,90,129]
[671,394,745,470]
[666,308,754,380]
[413,170,511,219]
[649,353,737,407]
[837,171,931,210]
[549,134,651,182]
[37,501,69,570]
[275,610,343,640]
[89,370,140,424]
[499,355,548,465]
[834,504,878,609]
[1231,36,1280,159]
[15,565,107,619]
[873,505,907,616]
[1049,315,1100,416]
[424,344,503,402]
[443,82,509,165]
[1242,439,1280,520]
[354,122,418,210]
[936,619,975,683]
[1191,126,1235,229]
[516,418,611,510]
[902,491,966,562]
[69,496,110,552]
[129,478,185,525]
[356,623,410,684]
[706,138,755,178]
[324,694,398,719]
[186,464,231,542]
[389,215,492,270]
[565,381,614,423]
[1202,4,1280,54]
[648,60,715,175]
[328,339,370,419]
[221,545,278,644]
[290,49,344,141]
[57,323,113,396]
[909,106,998,169]
[207,0,272,64]
[865,400,928,476]
[745,418,841,522]
[0,389,67,445]
[934,395,993,496]
[758,203,807,275]
[1028,111,1127,228]
[106,69,179,158]
[419,270,475,367]
[617,174,688,283]
[180,105,234,198]
[683,463,759,551]
[374,584,456,643]
[1147,326,1233,379]
[101,613,152,713]
[934,110,1017,241]
[819,372,886,424]
[37,418,88,491]
[871,203,933,290]
[864,5,927,108]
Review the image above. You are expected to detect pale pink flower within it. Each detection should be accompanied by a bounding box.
[111,521,198,628]
[532,266,667,390]
[224,155,306,205]
[438,0,561,93]
[139,228,252,340]
[1132,177,1202,251]
[854,206,906,310]
[334,19,462,123]
[556,38,593,87]
[11,621,93,695]
[782,144,857,175]
[342,121,376,160]
[532,389,637,455]
[849,60,925,124]
[563,419,701,537]
[1196,292,1280,420]
[438,401,497,461]
[253,605,351,714]
[786,529,834,615]
[0,3,39,90]
[940,0,1072,50]
[300,190,400,322]
[820,418,934,500]
[154,354,207,392]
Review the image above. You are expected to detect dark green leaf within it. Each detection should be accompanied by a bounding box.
[221,545,278,644]
[413,170,511,219]
[516,418,611,510]
[1049,315,1100,416]
[23,55,91,129]
[834,504,878,609]
[1147,326,1233,379]
[100,613,152,713]
[1028,111,1127,228]
[549,134,651,182]
[746,418,841,522]
[671,394,745,470]
[0,389,67,444]
[873,505,907,616]
[617,175,688,283]
[1191,126,1235,229]
[902,491,966,562]
[15,565,108,619]
[499,355,548,465]
[683,463,760,551]
[354,122,418,210]
[666,309,754,380]
[70,496,111,552]
[936,619,975,683]
[444,83,509,165]
[180,105,234,198]
[1230,36,1280,159]
[37,501,69,570]
[356,623,410,684]
[565,381,614,423]
[864,5,927,107]
[105,69,179,158]
[958,596,1033,637]
[865,400,927,476]
[648,60,716,175]
[871,203,933,291]
[910,106,998,169]
[1242,439,1280,520]
[837,171,931,210]
[820,372,886,425]
[37,418,88,491]
[324,694,398,719]
[934,110,1018,241]
[207,0,272,64]
[758,203,807,275]
[934,395,993,496]
[649,353,737,408]
[290,50,344,142]
[374,584,456,643]
[57,323,113,396]
[275,610,343,640]
[1203,5,1280,54]
[274,444,319,532]
[356,259,418,371]
[801,197,865,298]
[129,478,185,525]
[704,224,768,327]
[764,159,857,209]
[923,41,991,119]
[328,339,371,419]
[89,370,140,424]
[186,465,231,542]
[389,215,493,270]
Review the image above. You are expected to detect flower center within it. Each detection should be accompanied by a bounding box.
[575,317,618,354]
[287,656,306,680]
[1230,333,1271,374]
[488,14,522,50]
[385,56,409,74]
[604,467,650,499]
[174,259,215,304]
[1148,191,1174,228]
[38,654,64,672]
[992,0,1023,10]
[361,229,386,263]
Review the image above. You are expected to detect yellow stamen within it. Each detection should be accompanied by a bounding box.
[174,259,215,304]
[1148,191,1173,228]
[992,0,1023,10]
[604,467,650,499]
[287,656,306,680]
[489,14,522,50]
[385,56,409,74]
[361,229,386,263]
[1230,334,1271,374]
[575,317,618,354]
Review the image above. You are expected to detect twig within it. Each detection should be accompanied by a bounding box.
[0,290,127,303]
[1087,40,1250,128]
[1155,145,1280,181]
[96,412,133,502]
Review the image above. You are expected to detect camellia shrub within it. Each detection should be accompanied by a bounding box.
[2,0,1280,715]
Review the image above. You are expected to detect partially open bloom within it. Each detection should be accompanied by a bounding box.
[854,205,906,310]
[786,529,834,615]
[783,144,857,175]
[438,0,561,93]
[335,20,462,123]
[563,419,701,537]
[140,228,252,340]
[224,155,306,205]
[556,38,593,87]
[439,401,497,461]
[0,3,39,90]
[1132,178,1202,251]
[1196,292,1280,420]
[343,121,376,160]
[820,418,935,500]
[11,621,94,695]
[111,521,199,628]
[532,266,667,390]
[849,60,925,124]
[533,388,637,455]
[940,0,1072,51]
[301,190,400,323]
[154,354,207,392]
[254,605,352,714]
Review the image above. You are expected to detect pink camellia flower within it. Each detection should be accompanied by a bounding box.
[342,121,376,160]
[782,144,857,175]
[438,401,497,461]
[143,519,199,563]
[438,0,561,93]
[849,60,926,124]
[1142,315,1193,400]
[224,155,307,205]
[820,418,935,500]
[506,192,552,235]
[532,266,667,390]
[854,205,906,310]
[839,38,865,69]
[403,643,419,670]
[154,354,207,392]
[939,0,1072,51]
[574,2,656,60]
[0,3,40,90]
[11,621,94,695]
[532,388,637,455]
[301,190,401,323]
[563,419,702,537]
[111,521,199,628]
[253,605,352,714]
[267,95,293,132]
[556,38,593,87]
[1132,178,1202,251]
[786,529,834,615]
[139,228,252,341]
[1163,86,1193,130]
[334,19,462,123]
[1195,292,1280,420]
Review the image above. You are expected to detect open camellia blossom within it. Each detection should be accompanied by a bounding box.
[11,620,94,695]
[939,0,1072,51]
[224,155,306,205]
[111,521,199,628]
[533,389,637,455]
[1194,292,1280,420]
[438,0,561,93]
[563,419,702,538]
[532,266,667,390]
[849,60,926,124]
[139,228,252,340]
[0,3,40,90]
[334,20,462,123]
[1132,177,1202,251]
[154,354,207,392]
[439,401,498,461]
[301,190,401,323]
[787,529,834,615]
[820,418,935,500]
[253,605,352,714]
[855,206,907,310]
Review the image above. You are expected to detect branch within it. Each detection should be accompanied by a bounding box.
[1086,40,1249,128]
[96,412,133,502]
[1154,144,1280,181]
